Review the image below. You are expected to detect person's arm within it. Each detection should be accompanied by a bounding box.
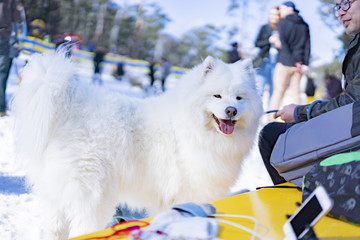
[275,72,360,123]
[11,0,21,24]
[10,22,19,47]
[295,76,360,122]
[292,26,310,66]
[303,27,311,66]
[255,25,270,48]
[277,20,290,51]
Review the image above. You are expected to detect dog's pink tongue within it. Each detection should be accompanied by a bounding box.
[219,119,235,134]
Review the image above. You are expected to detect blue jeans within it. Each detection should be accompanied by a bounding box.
[0,54,10,112]
[257,59,276,100]
[92,73,103,85]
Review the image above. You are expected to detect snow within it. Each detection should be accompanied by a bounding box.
[0,55,272,240]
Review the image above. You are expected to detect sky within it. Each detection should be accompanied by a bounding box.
[115,0,344,67]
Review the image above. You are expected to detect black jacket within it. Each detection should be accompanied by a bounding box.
[0,0,20,55]
[0,0,20,41]
[277,13,310,66]
[255,24,273,59]
[295,33,360,122]
[228,49,241,63]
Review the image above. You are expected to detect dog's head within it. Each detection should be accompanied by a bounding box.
[183,56,263,135]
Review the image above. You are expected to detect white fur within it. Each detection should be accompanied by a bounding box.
[11,53,263,239]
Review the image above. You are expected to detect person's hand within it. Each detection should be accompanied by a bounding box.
[301,64,309,73]
[269,35,277,44]
[295,63,309,74]
[269,35,281,49]
[274,104,297,123]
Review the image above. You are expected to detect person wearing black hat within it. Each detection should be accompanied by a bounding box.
[268,1,310,121]
[281,1,300,13]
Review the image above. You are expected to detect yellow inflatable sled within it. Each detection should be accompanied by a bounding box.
[68,183,360,240]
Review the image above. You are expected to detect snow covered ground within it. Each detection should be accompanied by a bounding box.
[0,55,272,240]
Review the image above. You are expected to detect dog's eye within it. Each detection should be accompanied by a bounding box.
[236,96,242,100]
[213,94,222,99]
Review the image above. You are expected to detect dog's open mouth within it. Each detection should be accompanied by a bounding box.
[213,114,237,134]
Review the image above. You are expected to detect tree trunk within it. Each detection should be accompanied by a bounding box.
[109,8,122,53]
[94,1,107,44]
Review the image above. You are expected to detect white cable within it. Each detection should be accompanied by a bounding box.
[139,213,268,240]
[214,219,267,240]
[211,214,268,240]
[212,214,259,237]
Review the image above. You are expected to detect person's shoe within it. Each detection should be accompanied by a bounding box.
[0,112,6,117]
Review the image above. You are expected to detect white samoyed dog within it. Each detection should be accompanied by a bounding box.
[11,52,263,239]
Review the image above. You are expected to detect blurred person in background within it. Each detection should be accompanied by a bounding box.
[148,58,156,87]
[93,46,106,85]
[0,0,20,117]
[227,42,242,63]
[324,74,343,99]
[114,60,125,81]
[5,22,21,85]
[268,1,310,122]
[160,58,171,91]
[254,6,281,109]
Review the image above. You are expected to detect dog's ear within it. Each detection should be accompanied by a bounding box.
[239,58,254,72]
[202,56,216,77]
[236,58,257,89]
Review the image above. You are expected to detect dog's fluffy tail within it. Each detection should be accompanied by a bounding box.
[11,52,75,165]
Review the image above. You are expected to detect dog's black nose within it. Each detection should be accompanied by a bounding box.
[225,106,237,117]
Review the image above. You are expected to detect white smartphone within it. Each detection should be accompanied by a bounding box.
[283,185,333,240]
